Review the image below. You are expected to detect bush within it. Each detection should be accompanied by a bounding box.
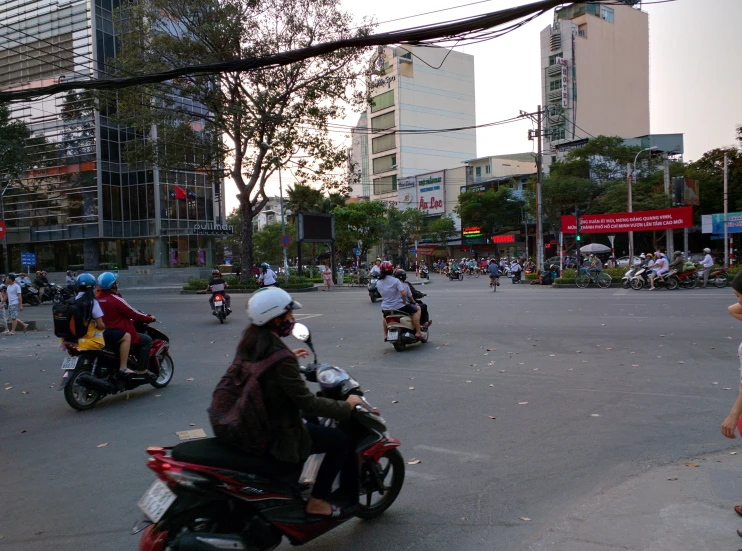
[525,273,539,281]
[555,278,576,285]
[183,275,313,291]
[183,278,209,290]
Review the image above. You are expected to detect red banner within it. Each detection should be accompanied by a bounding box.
[561,207,693,234]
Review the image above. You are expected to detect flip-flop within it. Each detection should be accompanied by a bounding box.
[737,528,742,538]
[306,504,345,519]
[735,505,742,517]
[120,368,137,375]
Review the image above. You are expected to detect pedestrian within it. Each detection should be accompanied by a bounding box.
[0,284,8,332]
[3,274,29,335]
[322,265,333,291]
[720,272,742,533]
[701,247,714,288]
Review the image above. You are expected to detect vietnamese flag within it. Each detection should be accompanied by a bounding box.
[174,185,187,200]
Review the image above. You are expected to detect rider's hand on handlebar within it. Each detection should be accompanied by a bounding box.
[346,395,365,409]
[149,316,157,323]
[293,348,310,359]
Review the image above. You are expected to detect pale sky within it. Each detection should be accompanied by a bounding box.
[226,0,742,212]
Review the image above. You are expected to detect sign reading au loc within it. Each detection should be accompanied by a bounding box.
[416,171,445,216]
[562,207,693,234]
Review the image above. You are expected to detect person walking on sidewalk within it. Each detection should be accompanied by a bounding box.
[701,248,714,288]
[3,274,29,335]
[322,265,333,291]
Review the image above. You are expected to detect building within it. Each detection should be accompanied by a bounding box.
[0,0,225,272]
[540,1,649,165]
[461,153,537,197]
[255,196,284,231]
[351,45,476,210]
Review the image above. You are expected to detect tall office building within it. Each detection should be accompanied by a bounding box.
[0,0,225,272]
[350,45,476,216]
[540,1,649,160]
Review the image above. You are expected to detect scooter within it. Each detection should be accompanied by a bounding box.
[631,269,679,290]
[621,266,638,289]
[447,270,463,281]
[212,293,230,323]
[419,266,429,280]
[385,309,429,352]
[57,321,174,410]
[50,282,73,304]
[368,277,381,302]
[134,323,404,551]
[21,285,41,306]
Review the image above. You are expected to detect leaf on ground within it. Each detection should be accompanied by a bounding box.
[97,443,109,448]
[487,348,496,351]
[488,416,496,420]
[728,337,733,339]
[407,459,421,465]
[408,387,415,390]
[155,394,161,397]
[518,402,528,405]
[189,423,196,427]
[435,347,440,350]
[519,362,524,365]
[4,387,12,390]
[632,364,640,367]
[601,324,606,326]
[465,380,472,383]
[678,361,684,364]
[567,368,574,371]
[730,452,738,455]
[519,517,532,521]
[667,477,678,481]
[392,400,398,404]
[549,354,556,357]
[499,370,505,373]
[606,348,613,350]
[724,387,732,390]
[484,353,489,356]
[712,382,719,385]
[489,384,494,387]
[22,391,29,394]
[684,462,699,468]
[409,377,415,380]
[186,378,195,381]
[659,335,665,337]
[591,414,600,417]
[576,350,582,353]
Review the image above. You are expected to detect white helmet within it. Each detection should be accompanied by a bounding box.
[246,288,302,326]
[703,248,711,253]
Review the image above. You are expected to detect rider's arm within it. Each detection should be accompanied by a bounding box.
[274,357,353,421]
[729,303,742,322]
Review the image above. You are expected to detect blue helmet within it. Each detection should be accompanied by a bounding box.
[261,263,270,269]
[97,272,118,290]
[76,273,97,290]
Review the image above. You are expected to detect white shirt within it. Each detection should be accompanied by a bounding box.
[6,283,21,306]
[369,265,381,277]
[377,276,405,310]
[702,254,714,268]
[19,277,32,287]
[75,292,104,319]
[259,269,277,286]
[653,257,669,275]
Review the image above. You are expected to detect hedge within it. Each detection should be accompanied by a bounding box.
[183,275,313,291]
[554,278,576,285]
[525,273,539,281]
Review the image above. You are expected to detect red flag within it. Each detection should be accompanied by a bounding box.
[174,185,187,200]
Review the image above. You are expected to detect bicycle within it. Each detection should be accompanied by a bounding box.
[468,267,480,278]
[575,270,612,289]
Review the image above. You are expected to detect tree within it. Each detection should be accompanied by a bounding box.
[429,214,457,258]
[383,207,427,269]
[114,0,373,281]
[686,145,742,217]
[456,186,521,235]
[253,222,297,265]
[333,201,387,262]
[285,184,323,223]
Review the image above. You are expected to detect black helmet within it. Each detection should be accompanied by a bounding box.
[393,268,407,281]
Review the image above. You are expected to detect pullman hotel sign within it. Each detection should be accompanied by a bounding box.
[193,223,234,235]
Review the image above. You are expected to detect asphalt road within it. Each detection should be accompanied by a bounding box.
[1,279,741,551]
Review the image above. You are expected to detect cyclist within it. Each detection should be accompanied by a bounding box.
[587,254,603,279]
[488,258,500,290]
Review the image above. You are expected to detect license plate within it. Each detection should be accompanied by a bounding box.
[138,479,176,523]
[61,356,79,370]
[214,301,223,306]
[387,330,398,341]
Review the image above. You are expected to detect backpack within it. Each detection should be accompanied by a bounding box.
[52,298,88,339]
[208,348,295,455]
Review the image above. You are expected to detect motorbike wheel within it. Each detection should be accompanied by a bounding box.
[630,278,643,291]
[356,448,405,520]
[29,295,41,306]
[370,295,377,303]
[52,293,62,304]
[64,368,101,411]
[457,274,463,281]
[714,275,728,288]
[666,276,680,290]
[150,353,175,388]
[392,342,405,352]
[622,279,630,289]
[218,309,225,324]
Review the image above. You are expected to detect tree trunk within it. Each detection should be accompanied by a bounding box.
[400,237,407,270]
[240,201,254,283]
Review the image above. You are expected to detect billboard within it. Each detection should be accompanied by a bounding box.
[673,177,700,206]
[561,207,693,234]
[397,177,417,211]
[297,213,335,242]
[416,171,445,216]
[701,212,742,234]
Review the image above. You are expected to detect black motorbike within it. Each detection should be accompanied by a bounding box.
[368,277,381,302]
[58,322,174,410]
[419,266,429,280]
[21,285,41,306]
[50,282,73,304]
[447,270,463,281]
[35,284,55,303]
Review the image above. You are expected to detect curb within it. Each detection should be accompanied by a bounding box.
[180,286,317,295]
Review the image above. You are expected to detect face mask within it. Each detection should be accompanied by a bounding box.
[276,318,295,338]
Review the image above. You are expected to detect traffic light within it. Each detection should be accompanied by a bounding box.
[575,208,583,242]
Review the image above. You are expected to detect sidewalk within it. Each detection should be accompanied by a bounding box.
[526,450,742,551]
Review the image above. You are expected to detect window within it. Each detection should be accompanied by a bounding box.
[371,112,395,131]
[549,53,563,65]
[370,90,394,113]
[550,80,561,91]
[372,154,396,174]
[600,6,614,23]
[586,3,598,16]
[578,24,587,37]
[372,133,396,154]
[485,165,491,174]
[373,175,397,194]
[475,166,481,177]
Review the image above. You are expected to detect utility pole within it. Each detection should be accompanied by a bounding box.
[664,153,673,258]
[523,106,545,271]
[1,182,9,273]
[724,152,729,268]
[627,163,633,266]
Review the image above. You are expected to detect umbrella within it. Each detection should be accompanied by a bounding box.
[580,243,611,253]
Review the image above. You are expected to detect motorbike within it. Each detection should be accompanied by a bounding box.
[696,266,729,288]
[50,282,74,304]
[58,321,174,410]
[34,284,55,303]
[621,267,638,289]
[511,268,522,284]
[631,269,679,290]
[385,308,429,352]
[447,270,463,281]
[676,268,698,289]
[212,293,230,324]
[21,285,41,306]
[419,266,429,280]
[134,322,404,551]
[367,277,381,302]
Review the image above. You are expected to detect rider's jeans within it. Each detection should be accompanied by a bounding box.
[306,422,357,503]
[131,333,152,373]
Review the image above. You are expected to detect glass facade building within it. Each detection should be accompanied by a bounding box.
[0,0,225,272]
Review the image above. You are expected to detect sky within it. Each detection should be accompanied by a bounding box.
[225,0,742,212]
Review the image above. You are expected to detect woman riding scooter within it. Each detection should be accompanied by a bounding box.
[394,268,431,328]
[376,261,423,340]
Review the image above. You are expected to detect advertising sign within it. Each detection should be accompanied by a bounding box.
[561,207,693,234]
[701,212,742,235]
[462,226,483,238]
[416,171,445,216]
[193,223,234,235]
[492,235,515,244]
[673,177,700,206]
[397,177,417,211]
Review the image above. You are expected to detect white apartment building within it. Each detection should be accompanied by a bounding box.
[540,1,649,164]
[255,196,284,231]
[462,153,537,198]
[350,45,476,216]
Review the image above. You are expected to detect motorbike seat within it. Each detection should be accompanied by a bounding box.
[171,438,301,478]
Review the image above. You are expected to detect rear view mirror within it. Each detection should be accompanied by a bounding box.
[292,323,310,343]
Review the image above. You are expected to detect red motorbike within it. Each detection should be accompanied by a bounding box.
[58,321,174,410]
[676,268,698,289]
[134,323,404,551]
[212,293,229,323]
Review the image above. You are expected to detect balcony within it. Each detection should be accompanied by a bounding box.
[547,64,562,77]
[548,89,562,102]
[550,33,562,51]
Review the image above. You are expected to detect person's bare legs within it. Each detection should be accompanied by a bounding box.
[649,272,656,289]
[118,333,132,372]
[306,497,333,515]
[382,317,388,339]
[412,309,423,339]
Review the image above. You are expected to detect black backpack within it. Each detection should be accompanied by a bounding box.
[52,298,87,340]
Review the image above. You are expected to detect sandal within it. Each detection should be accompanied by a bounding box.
[306,504,344,519]
[735,505,742,517]
[120,368,137,375]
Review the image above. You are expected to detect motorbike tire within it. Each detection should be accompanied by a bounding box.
[393,342,405,352]
[29,295,41,306]
[681,275,697,289]
[630,278,643,291]
[64,368,101,411]
[52,293,62,304]
[714,275,728,288]
[150,353,175,388]
[218,310,225,324]
[622,278,630,289]
[370,295,377,303]
[666,276,679,290]
[457,274,463,281]
[356,448,405,520]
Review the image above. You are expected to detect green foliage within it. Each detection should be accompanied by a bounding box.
[253,222,297,265]
[685,143,742,217]
[0,102,31,181]
[524,273,539,281]
[554,278,576,284]
[333,201,388,259]
[429,214,458,256]
[383,207,428,268]
[456,186,521,234]
[183,274,312,290]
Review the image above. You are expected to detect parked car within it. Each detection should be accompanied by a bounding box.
[616,256,642,268]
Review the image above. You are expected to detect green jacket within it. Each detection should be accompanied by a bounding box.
[241,333,353,464]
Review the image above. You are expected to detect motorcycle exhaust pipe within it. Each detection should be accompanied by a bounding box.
[168,533,257,551]
[76,372,117,394]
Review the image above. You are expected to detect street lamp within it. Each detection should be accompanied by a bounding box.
[628,146,658,265]
[259,141,290,284]
[506,198,528,261]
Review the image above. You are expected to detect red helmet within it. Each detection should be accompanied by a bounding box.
[380,261,394,275]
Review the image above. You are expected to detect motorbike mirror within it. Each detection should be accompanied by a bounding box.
[292,323,311,343]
